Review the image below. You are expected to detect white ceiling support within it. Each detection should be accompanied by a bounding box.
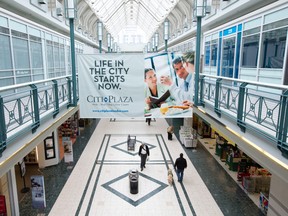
[84,0,180,45]
[82,10,94,35]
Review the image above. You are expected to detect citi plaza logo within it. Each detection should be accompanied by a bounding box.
[87,95,133,103]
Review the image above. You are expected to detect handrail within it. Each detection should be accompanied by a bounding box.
[0,75,72,92]
[199,74,288,158]
[0,73,287,159]
[0,75,78,157]
[201,74,288,90]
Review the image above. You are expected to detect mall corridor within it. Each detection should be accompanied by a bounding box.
[19,118,263,216]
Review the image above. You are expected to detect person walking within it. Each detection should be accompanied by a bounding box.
[138,142,150,171]
[174,153,187,182]
[167,126,174,140]
[146,118,151,125]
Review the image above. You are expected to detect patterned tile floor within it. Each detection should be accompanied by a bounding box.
[19,118,264,216]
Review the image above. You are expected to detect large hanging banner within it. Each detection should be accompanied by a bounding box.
[78,54,145,118]
[78,53,194,118]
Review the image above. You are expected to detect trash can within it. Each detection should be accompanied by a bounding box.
[129,169,139,194]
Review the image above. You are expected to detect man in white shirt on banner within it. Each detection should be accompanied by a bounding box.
[160,53,194,105]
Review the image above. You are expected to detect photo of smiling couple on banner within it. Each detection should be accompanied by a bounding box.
[144,52,194,118]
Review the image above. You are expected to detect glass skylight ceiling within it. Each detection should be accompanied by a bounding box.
[86,0,179,44]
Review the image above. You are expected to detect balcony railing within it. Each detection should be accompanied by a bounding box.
[199,74,288,158]
[0,74,287,159]
[0,75,77,156]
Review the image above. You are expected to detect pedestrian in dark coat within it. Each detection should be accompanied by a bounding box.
[174,153,187,182]
[138,143,150,171]
[167,126,174,140]
[146,118,151,125]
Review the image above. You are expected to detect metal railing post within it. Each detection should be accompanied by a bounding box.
[45,89,49,111]
[214,78,222,117]
[226,89,231,109]
[52,80,59,118]
[257,96,263,124]
[30,84,40,133]
[17,98,23,125]
[0,96,7,156]
[277,90,288,157]
[199,75,205,106]
[237,82,248,132]
[67,77,72,107]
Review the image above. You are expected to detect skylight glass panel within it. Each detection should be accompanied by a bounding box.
[85,0,180,43]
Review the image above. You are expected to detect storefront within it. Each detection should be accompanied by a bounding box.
[193,113,271,214]
[0,111,82,215]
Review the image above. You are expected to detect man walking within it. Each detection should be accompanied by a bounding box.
[146,118,151,125]
[138,142,150,171]
[174,153,187,182]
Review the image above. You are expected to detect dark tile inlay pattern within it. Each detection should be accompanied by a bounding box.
[19,119,265,215]
[102,172,168,207]
[111,139,157,156]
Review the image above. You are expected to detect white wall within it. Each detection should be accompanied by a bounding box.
[268,175,288,216]
[37,130,60,168]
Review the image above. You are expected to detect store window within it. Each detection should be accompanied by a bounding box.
[261,26,287,68]
[53,42,60,69]
[221,37,235,78]
[211,39,218,67]
[30,39,43,68]
[15,71,31,84]
[0,28,14,88]
[53,41,61,77]
[204,36,218,67]
[0,32,12,70]
[59,44,65,76]
[0,77,14,88]
[204,41,210,66]
[30,35,44,81]
[12,36,30,68]
[12,30,31,84]
[241,27,260,68]
[46,40,54,78]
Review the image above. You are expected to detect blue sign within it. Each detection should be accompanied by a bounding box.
[223,26,237,36]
